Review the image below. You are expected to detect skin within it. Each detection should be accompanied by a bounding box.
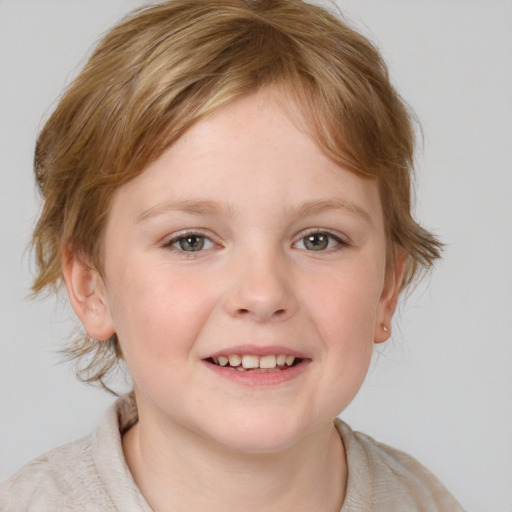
[64,89,403,511]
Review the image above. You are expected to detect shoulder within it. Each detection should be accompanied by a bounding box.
[0,394,140,511]
[335,419,466,512]
[0,395,149,512]
[0,436,112,511]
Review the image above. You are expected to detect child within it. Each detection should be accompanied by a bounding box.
[0,1,466,510]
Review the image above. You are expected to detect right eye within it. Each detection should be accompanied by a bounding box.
[164,233,215,252]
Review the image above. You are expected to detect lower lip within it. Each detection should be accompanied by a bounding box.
[202,360,310,387]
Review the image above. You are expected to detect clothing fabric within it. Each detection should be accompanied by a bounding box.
[0,395,465,511]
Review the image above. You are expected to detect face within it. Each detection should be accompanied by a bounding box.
[67,90,401,454]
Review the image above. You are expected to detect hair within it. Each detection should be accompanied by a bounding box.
[31,0,442,389]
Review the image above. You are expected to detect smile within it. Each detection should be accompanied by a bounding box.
[205,354,301,372]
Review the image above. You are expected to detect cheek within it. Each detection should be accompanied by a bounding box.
[105,262,217,362]
[296,273,379,418]
[304,261,384,372]
[311,267,383,332]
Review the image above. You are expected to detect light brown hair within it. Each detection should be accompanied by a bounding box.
[32,0,441,389]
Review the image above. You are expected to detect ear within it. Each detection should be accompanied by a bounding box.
[374,251,406,343]
[62,247,115,341]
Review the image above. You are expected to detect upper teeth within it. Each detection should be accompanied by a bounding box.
[212,354,296,369]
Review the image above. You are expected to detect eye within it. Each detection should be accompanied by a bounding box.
[165,232,215,252]
[294,231,346,251]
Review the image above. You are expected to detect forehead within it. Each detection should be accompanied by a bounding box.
[107,90,383,227]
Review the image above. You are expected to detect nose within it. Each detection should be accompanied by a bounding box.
[223,250,298,323]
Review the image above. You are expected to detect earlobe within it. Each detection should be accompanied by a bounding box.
[374,251,406,344]
[61,247,115,341]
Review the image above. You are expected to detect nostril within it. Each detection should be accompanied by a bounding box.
[231,305,291,321]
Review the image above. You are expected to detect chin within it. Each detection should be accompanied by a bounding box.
[203,411,314,455]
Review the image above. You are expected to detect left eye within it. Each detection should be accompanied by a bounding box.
[294,232,343,251]
[169,234,215,252]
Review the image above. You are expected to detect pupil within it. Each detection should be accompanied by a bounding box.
[179,235,204,251]
[305,234,328,251]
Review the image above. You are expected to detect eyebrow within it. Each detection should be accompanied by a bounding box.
[288,198,373,224]
[136,199,235,223]
[136,197,372,224]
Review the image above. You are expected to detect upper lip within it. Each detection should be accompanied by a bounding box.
[203,345,309,360]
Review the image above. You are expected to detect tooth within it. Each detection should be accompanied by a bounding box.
[235,366,245,371]
[242,355,259,369]
[285,355,295,366]
[212,357,219,365]
[259,355,276,369]
[276,354,287,366]
[218,356,228,366]
[229,354,242,367]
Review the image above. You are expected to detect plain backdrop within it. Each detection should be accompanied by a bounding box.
[1,1,511,511]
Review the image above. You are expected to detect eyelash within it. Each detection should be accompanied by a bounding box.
[293,229,350,253]
[161,230,218,256]
[162,229,350,255]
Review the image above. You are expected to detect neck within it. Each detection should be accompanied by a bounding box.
[123,413,346,512]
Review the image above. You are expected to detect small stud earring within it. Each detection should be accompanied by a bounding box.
[383,325,389,333]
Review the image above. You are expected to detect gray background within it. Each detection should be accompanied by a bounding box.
[1,1,511,510]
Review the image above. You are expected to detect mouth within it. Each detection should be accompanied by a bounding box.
[204,353,304,372]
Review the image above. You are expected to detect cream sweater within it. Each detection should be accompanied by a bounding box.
[0,395,465,511]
